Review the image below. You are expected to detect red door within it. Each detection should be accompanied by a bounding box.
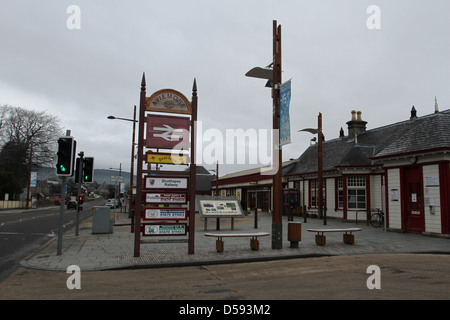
[402,167,425,233]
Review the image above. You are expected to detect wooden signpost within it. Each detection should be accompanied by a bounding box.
[134,74,197,257]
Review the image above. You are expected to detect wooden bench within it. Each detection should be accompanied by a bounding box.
[205,232,270,252]
[307,228,362,246]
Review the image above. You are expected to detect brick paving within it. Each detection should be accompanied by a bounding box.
[20,211,450,271]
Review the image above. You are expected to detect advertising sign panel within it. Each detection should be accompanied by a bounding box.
[146,193,187,204]
[146,115,190,150]
[143,208,188,221]
[280,80,292,146]
[144,176,189,190]
[142,223,187,236]
[146,151,189,165]
[30,172,37,187]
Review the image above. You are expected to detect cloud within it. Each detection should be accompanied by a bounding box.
[0,0,449,176]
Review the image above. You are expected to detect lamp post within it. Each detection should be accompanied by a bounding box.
[107,107,137,231]
[299,112,326,225]
[246,20,283,249]
[208,161,221,230]
[109,164,122,218]
[26,141,33,209]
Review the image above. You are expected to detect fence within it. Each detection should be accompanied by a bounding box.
[0,200,31,210]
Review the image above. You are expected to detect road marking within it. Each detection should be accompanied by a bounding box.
[0,231,54,236]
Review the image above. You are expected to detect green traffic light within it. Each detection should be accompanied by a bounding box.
[60,165,66,172]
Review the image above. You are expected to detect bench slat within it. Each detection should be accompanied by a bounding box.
[307,228,362,233]
[205,232,270,238]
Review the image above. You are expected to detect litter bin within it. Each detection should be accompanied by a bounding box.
[92,206,114,234]
[288,222,302,248]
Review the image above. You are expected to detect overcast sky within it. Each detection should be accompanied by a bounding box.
[1,0,449,177]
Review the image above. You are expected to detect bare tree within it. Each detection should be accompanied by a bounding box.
[0,105,10,137]
[0,105,63,167]
[0,105,63,199]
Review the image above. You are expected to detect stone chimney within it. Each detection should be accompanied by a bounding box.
[410,105,417,119]
[346,110,367,138]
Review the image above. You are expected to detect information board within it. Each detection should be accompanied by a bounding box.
[197,195,245,218]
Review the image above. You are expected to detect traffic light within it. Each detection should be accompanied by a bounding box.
[56,137,75,176]
[83,157,94,183]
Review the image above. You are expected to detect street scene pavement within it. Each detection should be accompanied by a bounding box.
[18,210,450,271]
[1,208,450,300]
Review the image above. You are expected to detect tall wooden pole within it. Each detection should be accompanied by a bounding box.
[134,73,146,257]
[130,105,136,233]
[318,112,325,225]
[188,78,198,254]
[272,20,283,249]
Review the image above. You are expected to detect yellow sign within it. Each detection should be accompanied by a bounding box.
[146,152,189,165]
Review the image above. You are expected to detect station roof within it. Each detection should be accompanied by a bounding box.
[286,108,450,176]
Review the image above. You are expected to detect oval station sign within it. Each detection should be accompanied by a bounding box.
[146,89,192,115]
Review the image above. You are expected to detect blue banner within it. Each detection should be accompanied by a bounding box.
[280,80,291,146]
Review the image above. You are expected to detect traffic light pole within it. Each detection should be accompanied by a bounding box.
[57,176,66,255]
[57,129,72,255]
[75,151,84,236]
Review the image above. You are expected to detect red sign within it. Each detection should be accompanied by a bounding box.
[146,115,190,150]
[146,193,187,204]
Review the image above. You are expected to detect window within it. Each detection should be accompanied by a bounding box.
[309,179,326,208]
[337,178,344,209]
[309,180,317,207]
[347,175,366,209]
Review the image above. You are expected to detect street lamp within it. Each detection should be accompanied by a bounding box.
[109,164,122,215]
[107,106,137,232]
[245,63,274,88]
[208,161,221,230]
[299,112,326,225]
[107,115,137,123]
[246,20,283,249]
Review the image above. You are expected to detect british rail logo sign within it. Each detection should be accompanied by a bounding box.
[146,115,190,150]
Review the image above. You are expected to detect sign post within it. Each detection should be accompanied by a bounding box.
[133,74,197,257]
[134,74,147,257]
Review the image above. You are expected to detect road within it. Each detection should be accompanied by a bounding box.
[1,253,450,301]
[0,200,100,283]
[1,200,449,302]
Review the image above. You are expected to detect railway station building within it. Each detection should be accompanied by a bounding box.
[213,106,450,236]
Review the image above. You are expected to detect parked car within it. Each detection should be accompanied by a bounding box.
[67,200,77,210]
[105,199,118,208]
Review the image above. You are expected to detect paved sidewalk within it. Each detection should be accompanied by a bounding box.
[20,211,450,271]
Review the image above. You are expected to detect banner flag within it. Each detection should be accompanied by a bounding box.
[280,80,292,146]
